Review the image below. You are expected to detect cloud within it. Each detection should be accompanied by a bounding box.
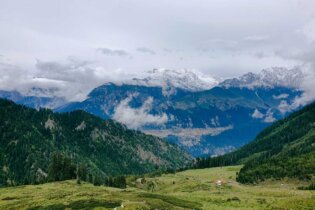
[252,51,267,59]
[274,44,315,108]
[244,35,269,41]
[34,59,106,100]
[290,71,315,108]
[136,47,156,55]
[275,46,315,66]
[252,109,264,119]
[277,100,293,114]
[208,39,239,50]
[252,108,277,122]
[263,109,276,123]
[97,48,129,56]
[302,18,315,42]
[112,94,169,129]
[0,57,134,101]
[0,61,33,92]
[36,59,94,82]
[1,0,315,101]
[273,93,289,99]
[163,48,173,53]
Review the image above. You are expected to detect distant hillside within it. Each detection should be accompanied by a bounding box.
[195,102,315,183]
[0,99,191,186]
[0,90,67,109]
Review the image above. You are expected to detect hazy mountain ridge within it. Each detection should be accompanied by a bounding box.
[0,90,67,110]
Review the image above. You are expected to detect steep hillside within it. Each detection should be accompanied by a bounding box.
[195,102,315,183]
[0,99,191,186]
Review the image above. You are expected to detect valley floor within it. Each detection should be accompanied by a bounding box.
[0,166,314,210]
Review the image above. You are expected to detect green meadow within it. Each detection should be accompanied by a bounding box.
[0,165,314,210]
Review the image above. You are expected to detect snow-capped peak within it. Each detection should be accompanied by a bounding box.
[220,67,304,89]
[126,68,219,92]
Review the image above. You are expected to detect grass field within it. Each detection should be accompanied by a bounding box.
[0,165,314,209]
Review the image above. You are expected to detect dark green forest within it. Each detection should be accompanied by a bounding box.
[0,99,191,187]
[195,102,315,184]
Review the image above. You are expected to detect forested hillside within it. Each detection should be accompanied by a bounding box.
[195,102,315,183]
[0,99,191,186]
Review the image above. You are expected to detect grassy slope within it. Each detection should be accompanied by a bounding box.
[0,166,314,210]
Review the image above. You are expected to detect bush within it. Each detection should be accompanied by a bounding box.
[298,183,315,190]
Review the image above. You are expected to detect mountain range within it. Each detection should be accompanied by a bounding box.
[0,67,306,157]
[0,89,66,110]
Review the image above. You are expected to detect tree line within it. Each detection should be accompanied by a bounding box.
[47,152,126,188]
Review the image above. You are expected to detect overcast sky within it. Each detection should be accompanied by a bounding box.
[1,0,315,100]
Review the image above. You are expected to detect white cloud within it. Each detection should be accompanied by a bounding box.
[252,51,268,59]
[0,0,315,101]
[136,47,156,55]
[97,48,130,57]
[252,109,264,119]
[244,35,269,41]
[112,94,169,129]
[0,57,139,101]
[1,0,315,78]
[302,18,315,42]
[210,116,220,126]
[273,69,315,111]
[264,109,276,123]
[278,100,292,114]
[290,71,315,108]
[273,93,289,99]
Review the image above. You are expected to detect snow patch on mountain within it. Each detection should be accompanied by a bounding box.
[112,93,169,129]
[125,68,219,94]
[251,108,278,123]
[220,67,304,89]
[273,93,289,99]
[263,109,276,123]
[252,109,264,119]
[210,116,221,127]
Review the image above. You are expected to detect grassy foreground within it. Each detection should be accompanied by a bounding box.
[0,166,314,210]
